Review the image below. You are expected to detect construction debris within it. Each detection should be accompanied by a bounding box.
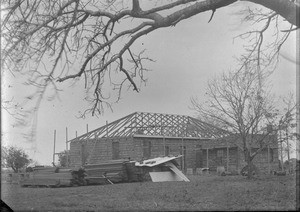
[84,159,129,185]
[135,155,190,182]
[20,166,74,187]
[19,156,189,187]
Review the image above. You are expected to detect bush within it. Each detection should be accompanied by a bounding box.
[2,146,32,173]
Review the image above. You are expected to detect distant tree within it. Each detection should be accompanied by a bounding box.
[191,66,296,178]
[2,146,32,173]
[276,94,298,169]
[1,146,8,168]
[58,150,70,167]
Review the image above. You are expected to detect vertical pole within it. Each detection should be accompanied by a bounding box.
[267,145,270,174]
[226,143,229,172]
[53,130,56,166]
[163,127,165,156]
[206,148,209,168]
[106,121,109,157]
[286,128,290,173]
[280,131,284,171]
[66,127,68,167]
[181,137,184,170]
[163,135,166,156]
[76,131,78,138]
[86,124,89,133]
[106,121,109,137]
[237,147,239,173]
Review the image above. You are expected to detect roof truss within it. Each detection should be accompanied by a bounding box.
[70,112,230,142]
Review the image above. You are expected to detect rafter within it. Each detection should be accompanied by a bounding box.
[69,111,230,143]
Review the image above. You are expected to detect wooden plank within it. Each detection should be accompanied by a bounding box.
[85,166,124,171]
[85,159,129,166]
[58,179,72,186]
[58,169,73,173]
[85,177,107,185]
[33,167,56,172]
[21,179,59,186]
[102,175,113,184]
[34,172,72,177]
[149,171,183,182]
[164,162,190,182]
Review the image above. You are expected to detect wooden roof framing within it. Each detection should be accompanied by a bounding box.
[69,112,230,142]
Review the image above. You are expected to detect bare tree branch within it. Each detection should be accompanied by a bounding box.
[1,0,298,144]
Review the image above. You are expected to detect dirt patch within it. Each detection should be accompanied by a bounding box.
[1,174,297,211]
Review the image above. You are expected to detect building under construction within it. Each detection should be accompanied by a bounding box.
[68,112,278,174]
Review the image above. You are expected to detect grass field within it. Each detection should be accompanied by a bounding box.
[1,174,297,211]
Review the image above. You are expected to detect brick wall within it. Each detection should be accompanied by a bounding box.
[69,135,279,174]
[237,147,279,174]
[69,137,136,167]
[133,137,210,169]
[201,147,238,171]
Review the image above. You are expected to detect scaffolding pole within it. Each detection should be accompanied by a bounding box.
[53,130,56,166]
[226,143,229,172]
[206,148,209,168]
[66,127,69,167]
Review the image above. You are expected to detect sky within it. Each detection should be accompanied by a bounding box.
[2,2,297,165]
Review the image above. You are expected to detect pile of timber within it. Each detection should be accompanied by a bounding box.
[125,161,140,182]
[19,160,143,187]
[84,159,131,185]
[20,166,77,187]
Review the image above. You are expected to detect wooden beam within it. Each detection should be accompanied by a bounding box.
[226,144,229,172]
[206,148,209,168]
[237,146,239,173]
[133,134,211,140]
[267,145,270,174]
[163,133,166,156]
[53,130,56,166]
[68,112,230,143]
[66,127,69,167]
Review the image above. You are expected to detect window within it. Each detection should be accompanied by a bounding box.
[269,148,273,162]
[143,141,151,159]
[196,145,202,150]
[81,143,86,165]
[179,146,186,170]
[165,146,170,156]
[112,142,120,159]
[217,149,223,157]
[196,145,203,168]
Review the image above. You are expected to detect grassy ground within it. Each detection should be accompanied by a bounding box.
[1,174,297,211]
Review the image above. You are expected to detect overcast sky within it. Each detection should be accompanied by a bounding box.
[2,3,297,165]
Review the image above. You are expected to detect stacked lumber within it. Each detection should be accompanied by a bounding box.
[84,159,129,185]
[32,166,57,173]
[20,167,74,187]
[125,161,141,182]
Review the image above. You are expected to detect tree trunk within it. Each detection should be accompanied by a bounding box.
[247,157,254,179]
[244,149,255,179]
